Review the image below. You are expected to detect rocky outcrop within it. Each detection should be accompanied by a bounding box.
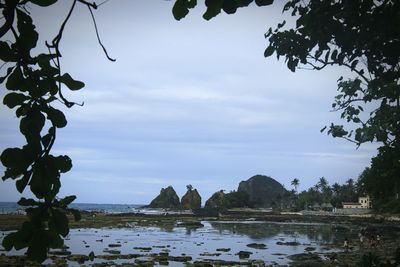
[181,186,201,209]
[238,175,287,208]
[204,190,226,209]
[148,186,181,208]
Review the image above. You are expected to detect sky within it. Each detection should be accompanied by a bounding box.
[0,0,378,204]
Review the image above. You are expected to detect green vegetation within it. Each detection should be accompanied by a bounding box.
[292,178,358,211]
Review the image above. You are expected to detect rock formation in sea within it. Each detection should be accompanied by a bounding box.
[238,174,288,207]
[148,186,181,208]
[181,185,202,209]
[204,190,226,209]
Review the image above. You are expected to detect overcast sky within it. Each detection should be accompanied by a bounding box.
[0,0,378,204]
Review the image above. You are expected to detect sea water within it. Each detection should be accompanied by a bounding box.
[0,220,344,266]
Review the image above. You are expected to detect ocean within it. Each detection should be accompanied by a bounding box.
[0,201,145,214]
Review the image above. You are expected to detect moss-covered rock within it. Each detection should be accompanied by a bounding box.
[148,186,181,209]
[204,190,225,209]
[181,186,202,209]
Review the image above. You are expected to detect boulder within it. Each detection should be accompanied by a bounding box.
[181,187,201,209]
[148,186,180,208]
[204,190,226,209]
[238,175,288,208]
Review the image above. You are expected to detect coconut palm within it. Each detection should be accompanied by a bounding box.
[291,178,300,194]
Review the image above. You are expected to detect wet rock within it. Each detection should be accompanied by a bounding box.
[148,186,181,208]
[103,249,121,254]
[236,250,252,259]
[246,243,267,249]
[216,248,231,252]
[276,241,300,246]
[134,258,155,265]
[49,249,71,256]
[108,243,122,248]
[199,252,221,257]
[181,186,202,209]
[169,255,192,262]
[134,247,152,252]
[305,246,316,252]
[67,254,89,264]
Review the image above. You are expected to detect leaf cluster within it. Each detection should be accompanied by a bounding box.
[172,0,273,21]
[0,0,87,262]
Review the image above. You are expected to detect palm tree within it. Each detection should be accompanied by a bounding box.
[291,178,300,194]
[317,177,328,192]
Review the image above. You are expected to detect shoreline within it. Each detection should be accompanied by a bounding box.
[0,212,399,266]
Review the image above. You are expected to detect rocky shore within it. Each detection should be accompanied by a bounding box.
[0,211,399,266]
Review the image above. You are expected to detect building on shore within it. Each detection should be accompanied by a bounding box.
[342,195,371,209]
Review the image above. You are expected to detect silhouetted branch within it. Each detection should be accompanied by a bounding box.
[87,6,116,62]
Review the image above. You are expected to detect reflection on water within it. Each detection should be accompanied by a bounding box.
[0,221,345,265]
[209,221,345,245]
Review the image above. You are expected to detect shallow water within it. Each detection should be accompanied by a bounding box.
[0,220,345,266]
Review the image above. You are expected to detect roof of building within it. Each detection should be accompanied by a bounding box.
[342,202,361,205]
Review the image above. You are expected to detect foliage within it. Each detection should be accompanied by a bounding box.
[290,178,299,194]
[0,0,111,262]
[223,190,252,208]
[294,178,358,210]
[173,0,400,206]
[357,147,400,212]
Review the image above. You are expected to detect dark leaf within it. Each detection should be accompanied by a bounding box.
[47,228,63,248]
[29,0,58,7]
[1,148,23,168]
[264,46,274,57]
[172,0,190,20]
[68,208,81,222]
[60,195,76,206]
[2,232,17,251]
[203,0,223,20]
[255,0,273,6]
[222,0,237,14]
[6,66,24,91]
[3,92,30,109]
[350,60,358,70]
[54,155,72,173]
[18,197,37,206]
[20,108,46,144]
[26,231,48,263]
[16,171,32,193]
[52,209,69,237]
[0,41,16,61]
[47,107,67,128]
[331,50,338,60]
[16,10,38,52]
[58,73,85,90]
[30,166,50,199]
[320,126,327,133]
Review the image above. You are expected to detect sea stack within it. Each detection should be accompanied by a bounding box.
[181,185,201,209]
[238,175,287,207]
[148,186,181,208]
[204,190,226,209]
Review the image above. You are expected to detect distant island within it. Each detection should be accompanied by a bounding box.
[147,174,288,210]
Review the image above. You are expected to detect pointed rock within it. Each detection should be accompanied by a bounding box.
[181,186,201,209]
[148,186,180,208]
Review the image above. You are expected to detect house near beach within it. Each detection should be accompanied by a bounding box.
[342,195,371,209]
